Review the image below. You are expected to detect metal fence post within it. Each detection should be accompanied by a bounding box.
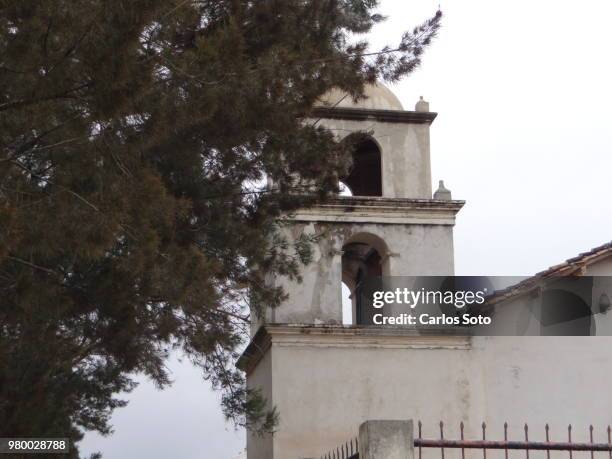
[359,420,415,459]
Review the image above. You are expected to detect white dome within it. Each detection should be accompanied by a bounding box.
[318,82,403,111]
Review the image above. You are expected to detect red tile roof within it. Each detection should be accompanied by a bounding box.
[488,241,612,305]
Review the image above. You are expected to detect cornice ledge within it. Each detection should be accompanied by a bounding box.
[288,198,465,225]
[322,196,465,210]
[311,106,437,124]
[238,324,471,374]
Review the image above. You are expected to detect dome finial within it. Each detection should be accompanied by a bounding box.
[415,96,430,112]
[434,180,452,200]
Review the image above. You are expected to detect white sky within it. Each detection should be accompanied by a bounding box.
[81,1,612,457]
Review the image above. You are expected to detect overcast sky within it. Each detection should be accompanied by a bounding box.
[81,1,612,457]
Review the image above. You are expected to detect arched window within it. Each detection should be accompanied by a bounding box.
[340,135,382,197]
[540,277,595,335]
[341,233,389,325]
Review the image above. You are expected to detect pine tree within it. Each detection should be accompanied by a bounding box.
[0,1,441,456]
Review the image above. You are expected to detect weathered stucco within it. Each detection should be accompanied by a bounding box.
[246,348,274,459]
[244,325,612,459]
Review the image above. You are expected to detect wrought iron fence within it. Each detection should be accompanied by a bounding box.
[320,437,359,459]
[416,421,612,459]
[318,421,612,459]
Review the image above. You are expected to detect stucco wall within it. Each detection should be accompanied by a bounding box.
[586,257,612,276]
[269,333,477,459]
[253,331,612,459]
[246,350,274,459]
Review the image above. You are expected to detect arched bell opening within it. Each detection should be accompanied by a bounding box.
[341,233,389,325]
[339,135,383,197]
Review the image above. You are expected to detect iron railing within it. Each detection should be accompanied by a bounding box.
[320,437,359,459]
[416,421,612,459]
[319,421,612,459]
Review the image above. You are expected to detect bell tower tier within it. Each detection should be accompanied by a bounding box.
[255,196,463,330]
[316,84,435,199]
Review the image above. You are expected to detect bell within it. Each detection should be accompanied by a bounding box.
[434,180,452,200]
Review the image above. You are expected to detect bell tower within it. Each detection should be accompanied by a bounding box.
[240,83,465,459]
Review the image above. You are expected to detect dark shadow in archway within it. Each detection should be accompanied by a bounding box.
[540,277,594,335]
[341,135,382,197]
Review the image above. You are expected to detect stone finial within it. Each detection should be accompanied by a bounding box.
[433,180,452,200]
[415,96,429,112]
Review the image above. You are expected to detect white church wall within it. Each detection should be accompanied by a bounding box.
[590,258,612,334]
[246,350,274,459]
[253,330,612,459]
[266,330,476,459]
[587,257,612,276]
[471,336,612,439]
